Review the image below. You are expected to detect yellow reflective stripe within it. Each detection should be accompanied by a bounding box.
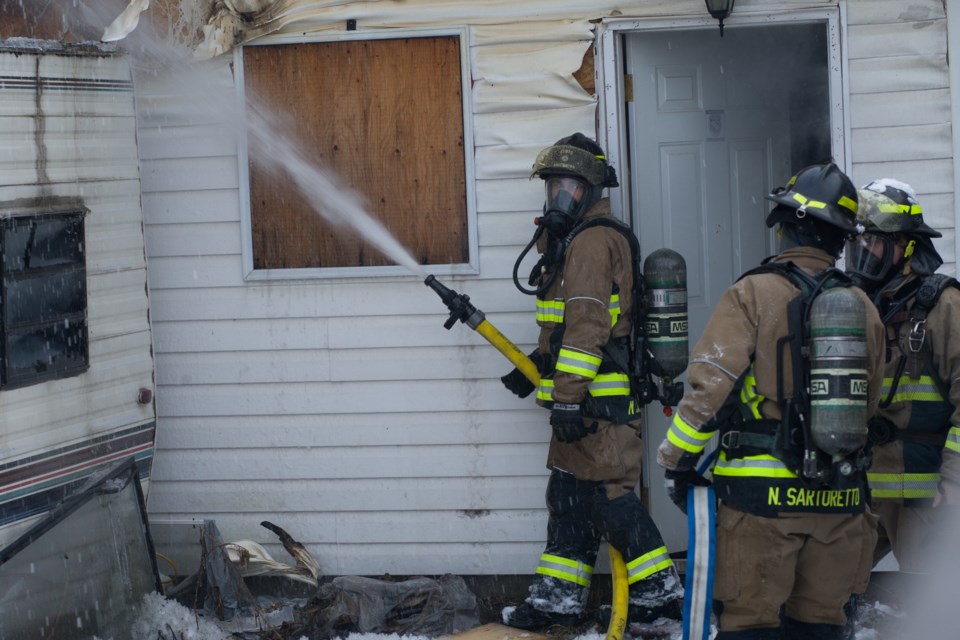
[625,546,673,583]
[945,426,960,453]
[538,374,631,401]
[556,347,602,378]
[536,299,565,323]
[609,294,621,326]
[536,553,593,587]
[838,195,858,214]
[537,378,554,402]
[881,376,944,403]
[666,414,713,454]
[713,452,798,478]
[587,373,631,397]
[791,193,827,210]
[900,203,923,217]
[791,192,856,215]
[868,472,939,499]
[739,371,764,420]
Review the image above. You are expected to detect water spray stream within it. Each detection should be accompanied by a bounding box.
[244,104,426,277]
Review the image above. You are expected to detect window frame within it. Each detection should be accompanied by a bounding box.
[0,201,89,390]
[234,27,479,281]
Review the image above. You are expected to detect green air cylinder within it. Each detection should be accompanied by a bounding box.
[808,286,869,456]
[643,248,688,379]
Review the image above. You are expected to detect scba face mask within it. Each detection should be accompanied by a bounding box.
[541,176,588,237]
[845,232,901,286]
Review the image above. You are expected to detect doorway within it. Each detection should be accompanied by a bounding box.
[606,17,840,550]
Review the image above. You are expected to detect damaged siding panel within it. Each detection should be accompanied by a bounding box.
[197,0,837,57]
[475,144,551,181]
[472,75,595,115]
[476,178,542,213]
[473,105,597,146]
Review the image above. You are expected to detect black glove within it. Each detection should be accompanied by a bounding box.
[501,366,536,398]
[550,403,596,443]
[501,351,552,398]
[664,468,711,515]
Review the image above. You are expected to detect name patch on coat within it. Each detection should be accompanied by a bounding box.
[767,487,862,508]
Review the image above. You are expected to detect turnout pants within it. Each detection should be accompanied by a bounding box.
[526,469,679,613]
[713,503,877,633]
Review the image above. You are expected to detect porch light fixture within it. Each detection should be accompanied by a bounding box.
[705,0,735,37]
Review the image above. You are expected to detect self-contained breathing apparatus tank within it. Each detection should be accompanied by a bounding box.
[807,286,869,472]
[748,261,870,486]
[643,249,689,380]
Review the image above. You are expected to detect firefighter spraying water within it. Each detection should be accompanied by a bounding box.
[424,129,691,638]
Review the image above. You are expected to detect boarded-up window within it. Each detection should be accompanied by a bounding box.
[243,36,468,270]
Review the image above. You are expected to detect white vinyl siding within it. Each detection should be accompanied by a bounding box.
[846,0,954,271]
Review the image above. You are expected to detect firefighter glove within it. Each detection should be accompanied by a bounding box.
[664,468,710,515]
[501,350,552,398]
[550,403,596,443]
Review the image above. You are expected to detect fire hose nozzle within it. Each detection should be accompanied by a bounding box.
[424,275,484,330]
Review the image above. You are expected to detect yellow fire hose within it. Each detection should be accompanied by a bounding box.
[425,275,629,640]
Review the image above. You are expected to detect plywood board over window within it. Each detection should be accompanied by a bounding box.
[242,35,469,271]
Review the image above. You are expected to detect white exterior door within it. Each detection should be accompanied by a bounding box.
[625,26,813,549]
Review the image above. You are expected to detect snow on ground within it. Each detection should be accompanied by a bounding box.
[121,591,911,640]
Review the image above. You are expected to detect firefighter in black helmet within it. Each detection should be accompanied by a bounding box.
[500,133,683,630]
[658,162,885,639]
[842,180,960,638]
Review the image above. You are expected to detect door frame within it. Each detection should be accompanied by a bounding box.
[597,6,850,226]
[594,7,850,540]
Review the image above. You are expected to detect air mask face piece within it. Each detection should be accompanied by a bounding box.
[845,232,896,284]
[542,176,587,237]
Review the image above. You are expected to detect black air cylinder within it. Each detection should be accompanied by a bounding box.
[643,248,688,379]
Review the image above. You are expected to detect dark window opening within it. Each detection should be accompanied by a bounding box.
[0,207,89,389]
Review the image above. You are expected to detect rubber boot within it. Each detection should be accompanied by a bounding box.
[502,576,587,630]
[597,571,683,626]
[841,594,859,640]
[626,570,684,623]
[784,617,845,640]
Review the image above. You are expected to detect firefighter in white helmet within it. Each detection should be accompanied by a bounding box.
[842,179,960,637]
